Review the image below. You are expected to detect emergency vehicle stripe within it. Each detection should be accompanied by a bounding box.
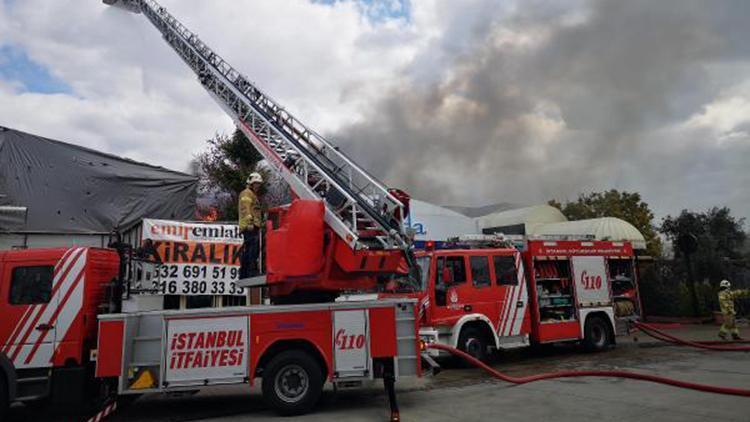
[2,306,32,354]
[501,274,519,336]
[4,248,80,358]
[503,253,525,336]
[503,284,520,336]
[497,282,512,335]
[13,248,86,365]
[50,248,85,297]
[510,259,527,335]
[54,247,77,272]
[508,253,524,335]
[513,281,528,335]
[501,283,519,336]
[2,248,77,354]
[25,256,86,365]
[10,248,86,363]
[24,266,85,364]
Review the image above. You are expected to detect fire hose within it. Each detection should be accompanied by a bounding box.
[632,321,750,351]
[427,343,750,397]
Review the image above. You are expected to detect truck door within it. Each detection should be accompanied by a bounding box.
[431,254,468,324]
[464,254,500,321]
[493,253,528,337]
[1,260,57,369]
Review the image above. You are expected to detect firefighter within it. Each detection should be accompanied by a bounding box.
[239,172,264,279]
[718,279,750,340]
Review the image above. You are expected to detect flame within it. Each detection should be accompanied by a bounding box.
[197,206,219,222]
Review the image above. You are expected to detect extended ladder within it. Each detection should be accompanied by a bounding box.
[104,0,408,251]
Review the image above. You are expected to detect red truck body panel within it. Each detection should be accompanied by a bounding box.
[265,199,405,298]
[0,247,119,370]
[524,240,639,344]
[394,239,640,353]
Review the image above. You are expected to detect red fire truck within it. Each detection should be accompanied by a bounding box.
[385,236,641,361]
[1,0,429,418]
[0,246,420,418]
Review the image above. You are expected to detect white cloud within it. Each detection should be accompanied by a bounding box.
[0,0,425,170]
[687,96,750,140]
[0,0,748,221]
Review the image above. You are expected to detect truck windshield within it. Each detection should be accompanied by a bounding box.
[416,256,431,291]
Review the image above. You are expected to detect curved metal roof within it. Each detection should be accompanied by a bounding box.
[529,217,647,249]
[476,205,568,233]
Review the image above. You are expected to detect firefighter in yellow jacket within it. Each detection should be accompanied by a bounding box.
[718,279,750,340]
[239,172,264,279]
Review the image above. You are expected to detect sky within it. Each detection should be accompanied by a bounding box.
[0,0,748,221]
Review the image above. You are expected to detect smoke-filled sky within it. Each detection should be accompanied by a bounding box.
[1,0,748,219]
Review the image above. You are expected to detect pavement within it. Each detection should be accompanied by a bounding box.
[8,324,750,422]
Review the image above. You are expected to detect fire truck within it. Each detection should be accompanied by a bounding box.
[0,246,420,418]
[1,0,427,418]
[385,236,641,361]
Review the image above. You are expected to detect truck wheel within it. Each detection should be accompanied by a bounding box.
[0,373,8,421]
[262,350,323,416]
[583,316,611,352]
[457,326,488,364]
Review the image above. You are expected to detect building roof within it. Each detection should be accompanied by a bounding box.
[0,126,197,233]
[528,217,647,249]
[444,202,520,218]
[409,199,478,241]
[476,204,568,233]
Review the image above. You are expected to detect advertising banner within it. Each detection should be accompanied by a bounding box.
[142,219,245,296]
[165,316,249,385]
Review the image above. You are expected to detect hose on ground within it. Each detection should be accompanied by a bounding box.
[427,343,750,397]
[633,322,750,352]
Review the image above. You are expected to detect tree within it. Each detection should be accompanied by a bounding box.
[660,207,746,316]
[661,207,746,279]
[548,190,662,256]
[195,129,262,220]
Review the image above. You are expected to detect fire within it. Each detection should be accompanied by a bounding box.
[196,206,219,222]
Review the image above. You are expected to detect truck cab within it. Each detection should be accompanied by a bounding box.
[0,247,119,414]
[394,242,532,361]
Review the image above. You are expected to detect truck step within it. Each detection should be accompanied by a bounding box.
[17,376,49,384]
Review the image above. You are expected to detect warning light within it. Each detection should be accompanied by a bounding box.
[425,241,435,251]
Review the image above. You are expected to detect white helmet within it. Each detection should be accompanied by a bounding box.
[720,280,731,289]
[246,172,263,185]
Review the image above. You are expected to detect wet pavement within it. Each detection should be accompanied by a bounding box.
[8,324,750,421]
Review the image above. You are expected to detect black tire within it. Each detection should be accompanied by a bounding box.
[583,316,611,352]
[0,373,8,422]
[261,350,323,416]
[457,326,489,364]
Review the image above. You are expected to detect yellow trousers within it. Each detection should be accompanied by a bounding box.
[719,313,739,336]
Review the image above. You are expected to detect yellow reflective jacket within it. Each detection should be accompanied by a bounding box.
[238,188,262,230]
[718,289,750,316]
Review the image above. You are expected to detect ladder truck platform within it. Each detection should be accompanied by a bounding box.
[96,298,419,414]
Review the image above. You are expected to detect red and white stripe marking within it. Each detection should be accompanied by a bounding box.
[3,247,87,369]
[497,251,528,337]
[87,400,118,422]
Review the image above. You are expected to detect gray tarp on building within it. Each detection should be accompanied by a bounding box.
[0,126,197,233]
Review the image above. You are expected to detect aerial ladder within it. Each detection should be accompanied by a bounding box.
[104,0,416,300]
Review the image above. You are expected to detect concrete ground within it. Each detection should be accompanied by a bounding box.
[8,324,750,422]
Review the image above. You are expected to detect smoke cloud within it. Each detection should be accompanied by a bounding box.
[333,0,750,218]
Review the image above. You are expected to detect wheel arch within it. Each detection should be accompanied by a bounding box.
[450,314,499,349]
[581,309,616,345]
[255,339,329,380]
